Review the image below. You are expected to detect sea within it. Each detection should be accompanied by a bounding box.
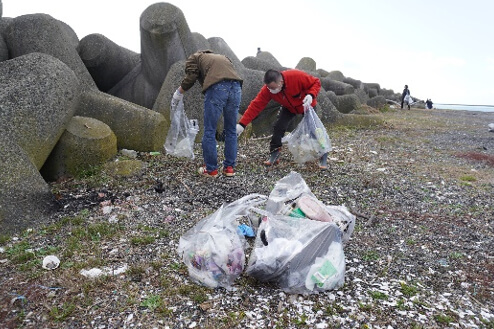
[431,104,494,113]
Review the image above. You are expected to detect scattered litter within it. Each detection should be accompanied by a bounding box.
[149,151,161,155]
[42,255,60,270]
[80,264,128,278]
[438,258,449,267]
[102,206,113,214]
[10,294,27,306]
[121,149,138,158]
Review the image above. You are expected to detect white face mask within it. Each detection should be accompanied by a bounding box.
[268,86,282,94]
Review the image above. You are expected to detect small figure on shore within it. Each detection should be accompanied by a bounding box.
[256,47,261,56]
[401,85,411,110]
[426,98,433,109]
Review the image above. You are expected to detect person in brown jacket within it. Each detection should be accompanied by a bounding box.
[172,50,243,177]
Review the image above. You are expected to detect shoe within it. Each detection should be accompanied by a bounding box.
[318,153,328,170]
[222,166,235,177]
[263,148,281,166]
[198,166,218,178]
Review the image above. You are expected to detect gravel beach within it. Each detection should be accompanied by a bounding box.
[1,107,493,328]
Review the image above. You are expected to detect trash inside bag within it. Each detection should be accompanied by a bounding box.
[177,172,355,294]
[282,106,332,164]
[246,214,345,294]
[177,194,267,289]
[165,99,199,159]
[266,171,355,243]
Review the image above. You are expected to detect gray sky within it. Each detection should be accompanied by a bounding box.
[3,0,494,105]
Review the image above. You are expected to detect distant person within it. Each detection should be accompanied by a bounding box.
[426,98,433,109]
[401,85,411,110]
[172,50,243,178]
[235,69,329,169]
[257,47,261,56]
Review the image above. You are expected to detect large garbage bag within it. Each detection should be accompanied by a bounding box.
[282,106,332,164]
[164,99,199,159]
[266,171,355,243]
[245,214,345,294]
[177,194,267,289]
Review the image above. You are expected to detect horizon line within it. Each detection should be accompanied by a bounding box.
[434,103,494,107]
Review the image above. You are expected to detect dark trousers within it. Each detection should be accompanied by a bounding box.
[401,98,410,110]
[270,107,296,152]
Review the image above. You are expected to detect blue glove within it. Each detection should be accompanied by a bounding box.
[237,224,255,237]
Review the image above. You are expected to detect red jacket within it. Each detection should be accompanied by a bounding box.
[239,69,321,127]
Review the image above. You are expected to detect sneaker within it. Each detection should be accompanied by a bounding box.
[263,158,280,166]
[198,166,218,178]
[318,152,328,170]
[222,166,235,177]
[263,148,281,166]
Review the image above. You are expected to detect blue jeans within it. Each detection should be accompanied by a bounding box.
[203,80,241,171]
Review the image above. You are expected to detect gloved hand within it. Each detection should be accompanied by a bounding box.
[236,124,244,137]
[303,94,313,108]
[171,88,183,107]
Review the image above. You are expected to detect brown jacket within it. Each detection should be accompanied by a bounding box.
[180,50,243,93]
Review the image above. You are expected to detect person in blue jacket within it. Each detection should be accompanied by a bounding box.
[401,85,410,110]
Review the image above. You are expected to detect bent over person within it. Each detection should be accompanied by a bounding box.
[236,69,328,169]
[172,50,243,178]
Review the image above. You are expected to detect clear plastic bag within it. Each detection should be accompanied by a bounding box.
[177,172,355,294]
[245,214,345,294]
[164,99,199,159]
[266,171,355,243]
[177,194,267,289]
[282,106,332,164]
[404,94,411,104]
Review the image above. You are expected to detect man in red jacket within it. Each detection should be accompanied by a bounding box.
[236,69,328,169]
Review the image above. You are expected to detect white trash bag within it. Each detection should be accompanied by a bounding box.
[177,194,267,289]
[282,106,332,164]
[164,99,199,159]
[266,171,355,243]
[246,214,345,294]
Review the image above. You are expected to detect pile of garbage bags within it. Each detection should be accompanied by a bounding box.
[177,172,355,294]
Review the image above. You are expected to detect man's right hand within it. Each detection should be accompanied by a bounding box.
[236,124,244,137]
[171,88,183,107]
